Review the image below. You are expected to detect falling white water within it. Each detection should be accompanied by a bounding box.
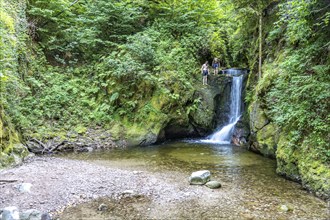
[203,73,243,144]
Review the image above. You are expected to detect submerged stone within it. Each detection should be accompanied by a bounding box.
[189,170,211,185]
[280,205,289,212]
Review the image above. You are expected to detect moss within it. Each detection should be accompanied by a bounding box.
[276,135,330,199]
[0,112,29,169]
[74,125,87,135]
[276,135,301,180]
[297,142,330,199]
[248,100,277,158]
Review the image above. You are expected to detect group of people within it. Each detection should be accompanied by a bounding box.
[201,58,221,85]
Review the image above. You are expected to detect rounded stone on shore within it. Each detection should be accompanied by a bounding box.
[188,170,211,185]
[205,180,221,189]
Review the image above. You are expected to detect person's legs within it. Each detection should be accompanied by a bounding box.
[203,75,208,85]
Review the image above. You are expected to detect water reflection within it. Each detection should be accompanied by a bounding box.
[63,140,275,181]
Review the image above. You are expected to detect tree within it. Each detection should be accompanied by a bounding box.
[231,0,277,79]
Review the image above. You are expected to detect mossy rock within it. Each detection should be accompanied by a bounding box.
[276,136,301,181]
[0,144,29,169]
[248,100,278,158]
[276,135,330,199]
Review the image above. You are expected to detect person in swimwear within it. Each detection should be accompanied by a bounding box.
[212,58,220,75]
[201,61,209,85]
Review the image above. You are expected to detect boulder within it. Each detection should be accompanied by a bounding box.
[205,180,222,189]
[189,170,211,185]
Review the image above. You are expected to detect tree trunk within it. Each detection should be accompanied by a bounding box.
[258,12,262,80]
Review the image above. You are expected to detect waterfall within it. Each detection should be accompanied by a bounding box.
[203,72,244,144]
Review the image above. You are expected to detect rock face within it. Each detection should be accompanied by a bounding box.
[248,99,330,199]
[248,101,278,158]
[162,75,234,141]
[232,119,250,146]
[120,74,236,146]
[189,170,211,185]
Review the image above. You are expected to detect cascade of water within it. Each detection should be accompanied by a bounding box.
[204,73,243,144]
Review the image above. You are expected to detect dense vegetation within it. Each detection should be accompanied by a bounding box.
[2,0,232,139]
[0,0,329,198]
[233,0,330,198]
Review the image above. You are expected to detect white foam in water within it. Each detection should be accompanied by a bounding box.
[204,73,243,144]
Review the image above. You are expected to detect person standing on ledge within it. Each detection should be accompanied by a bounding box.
[201,61,209,85]
[212,58,220,75]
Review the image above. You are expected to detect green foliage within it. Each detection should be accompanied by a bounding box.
[265,45,329,148]
[1,0,231,140]
[276,0,313,45]
[0,0,29,153]
[27,0,145,63]
[253,0,330,166]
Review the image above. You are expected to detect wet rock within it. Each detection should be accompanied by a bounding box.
[189,170,211,185]
[1,206,20,220]
[17,183,32,193]
[205,180,221,189]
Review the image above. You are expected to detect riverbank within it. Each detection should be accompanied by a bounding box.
[0,154,328,219]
